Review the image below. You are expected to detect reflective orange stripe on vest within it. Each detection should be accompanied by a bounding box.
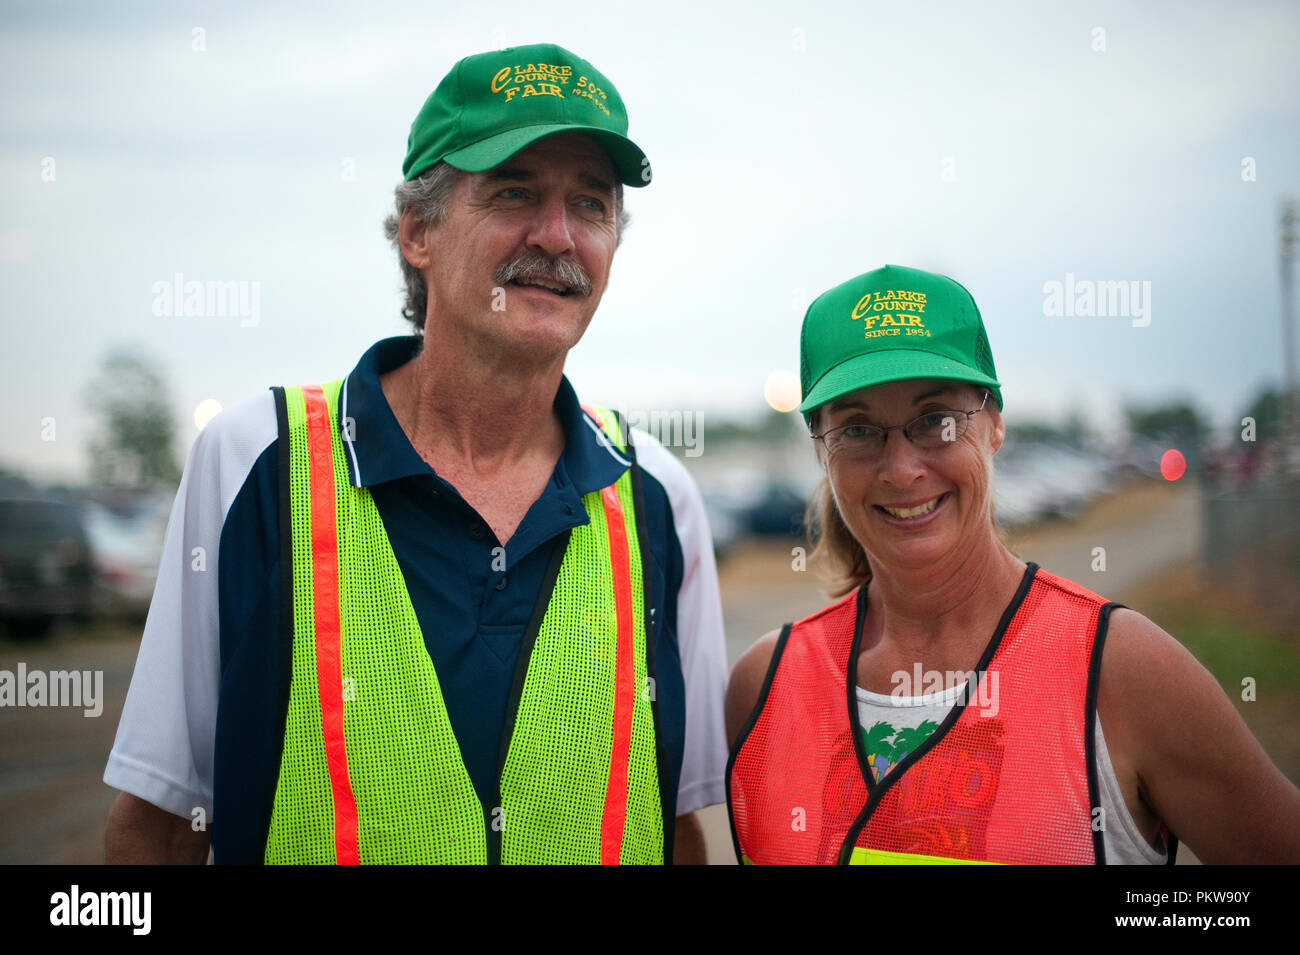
[302,383,360,865]
[296,393,642,865]
[585,406,637,865]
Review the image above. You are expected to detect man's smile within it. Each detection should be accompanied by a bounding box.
[496,251,593,299]
[509,274,577,296]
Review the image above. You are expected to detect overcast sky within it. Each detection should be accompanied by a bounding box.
[3,0,1299,480]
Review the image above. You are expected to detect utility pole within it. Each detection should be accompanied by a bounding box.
[1282,199,1298,474]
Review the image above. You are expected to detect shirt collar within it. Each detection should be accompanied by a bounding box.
[338,335,628,495]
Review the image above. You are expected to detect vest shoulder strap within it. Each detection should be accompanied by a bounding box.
[581,403,635,457]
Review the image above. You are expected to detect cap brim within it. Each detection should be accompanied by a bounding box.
[443,124,651,187]
[800,349,1002,414]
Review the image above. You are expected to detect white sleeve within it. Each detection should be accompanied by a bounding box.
[631,429,729,815]
[102,391,275,823]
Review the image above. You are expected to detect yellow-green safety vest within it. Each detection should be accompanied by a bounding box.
[263,378,666,864]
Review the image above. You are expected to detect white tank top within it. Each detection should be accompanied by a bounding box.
[856,683,1169,865]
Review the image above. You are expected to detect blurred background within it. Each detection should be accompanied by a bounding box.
[2,0,1298,864]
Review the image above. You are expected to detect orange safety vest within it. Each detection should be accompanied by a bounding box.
[727,563,1178,864]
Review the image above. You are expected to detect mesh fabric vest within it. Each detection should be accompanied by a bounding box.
[262,379,665,864]
[728,563,1158,865]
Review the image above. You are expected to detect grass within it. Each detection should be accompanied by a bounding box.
[1128,563,1300,693]
[1149,602,1300,693]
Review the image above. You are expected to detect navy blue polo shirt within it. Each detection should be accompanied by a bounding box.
[210,336,688,863]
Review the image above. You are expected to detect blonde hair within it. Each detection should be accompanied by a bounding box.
[806,475,872,598]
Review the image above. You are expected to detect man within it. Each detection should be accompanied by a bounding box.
[103,43,728,864]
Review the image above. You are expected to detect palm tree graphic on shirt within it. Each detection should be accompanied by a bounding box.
[860,720,940,782]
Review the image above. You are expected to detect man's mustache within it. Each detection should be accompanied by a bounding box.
[494,253,593,298]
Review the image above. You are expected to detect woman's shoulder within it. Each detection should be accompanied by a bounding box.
[1098,607,1198,717]
[1029,564,1113,606]
[1095,604,1232,803]
[725,629,784,749]
[1101,606,1194,681]
[794,586,862,627]
[725,589,862,747]
[1094,603,1300,862]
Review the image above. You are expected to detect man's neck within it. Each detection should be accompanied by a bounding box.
[380,335,567,479]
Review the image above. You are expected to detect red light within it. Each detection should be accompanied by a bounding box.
[1160,449,1186,481]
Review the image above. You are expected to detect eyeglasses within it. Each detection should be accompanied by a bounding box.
[810,391,990,461]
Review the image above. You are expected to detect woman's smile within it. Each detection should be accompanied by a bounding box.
[874,491,951,526]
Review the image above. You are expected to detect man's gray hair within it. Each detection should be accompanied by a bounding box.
[382,161,629,333]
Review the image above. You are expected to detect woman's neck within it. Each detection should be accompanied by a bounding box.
[862,535,1027,662]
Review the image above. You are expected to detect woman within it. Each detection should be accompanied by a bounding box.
[725,265,1300,864]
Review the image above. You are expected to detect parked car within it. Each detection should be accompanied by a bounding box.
[84,502,166,620]
[0,497,98,639]
[744,483,809,538]
[700,492,743,562]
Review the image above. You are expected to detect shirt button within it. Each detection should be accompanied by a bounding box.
[495,576,508,591]
[469,524,486,540]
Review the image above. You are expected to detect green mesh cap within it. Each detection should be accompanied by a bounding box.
[402,43,651,186]
[799,265,1003,416]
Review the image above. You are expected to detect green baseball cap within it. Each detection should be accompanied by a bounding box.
[799,265,1003,416]
[402,43,651,186]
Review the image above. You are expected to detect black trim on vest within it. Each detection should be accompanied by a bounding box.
[846,581,876,796]
[260,385,297,865]
[617,413,674,864]
[836,562,1040,865]
[725,622,795,865]
[487,528,571,865]
[1086,602,1180,866]
[1086,602,1121,865]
